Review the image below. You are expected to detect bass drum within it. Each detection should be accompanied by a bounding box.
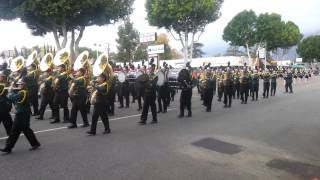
[157,71,165,86]
[118,71,126,83]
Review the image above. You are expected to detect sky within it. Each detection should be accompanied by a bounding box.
[0,0,320,56]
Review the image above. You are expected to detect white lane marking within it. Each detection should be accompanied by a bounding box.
[0,108,177,141]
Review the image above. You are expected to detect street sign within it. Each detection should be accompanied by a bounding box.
[140,32,157,43]
[296,58,303,63]
[258,48,266,59]
[147,44,165,55]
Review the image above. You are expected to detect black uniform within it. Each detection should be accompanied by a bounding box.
[284,72,293,93]
[38,75,54,120]
[0,85,13,136]
[118,80,130,108]
[2,88,40,152]
[25,70,39,115]
[52,72,70,123]
[270,73,277,96]
[203,76,216,112]
[233,73,240,99]
[223,72,233,108]
[140,73,157,124]
[69,76,89,128]
[251,73,259,101]
[157,83,168,113]
[263,72,271,98]
[135,81,144,111]
[217,75,224,102]
[179,80,192,117]
[240,72,249,104]
[88,81,110,135]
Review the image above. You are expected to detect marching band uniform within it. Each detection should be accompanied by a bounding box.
[24,65,40,116]
[251,71,259,101]
[139,68,157,124]
[240,71,249,104]
[87,76,111,135]
[270,72,277,96]
[233,72,240,99]
[217,73,224,102]
[284,71,293,93]
[37,73,54,120]
[0,83,13,136]
[223,71,233,108]
[179,79,192,117]
[68,72,89,129]
[1,79,40,154]
[203,72,216,112]
[51,66,70,124]
[262,71,271,98]
[157,69,168,113]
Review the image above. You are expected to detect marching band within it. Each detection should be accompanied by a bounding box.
[0,49,315,154]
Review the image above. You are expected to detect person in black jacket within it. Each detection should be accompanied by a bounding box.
[87,74,111,135]
[36,70,54,120]
[0,73,13,136]
[139,64,158,125]
[1,78,40,154]
[284,69,293,93]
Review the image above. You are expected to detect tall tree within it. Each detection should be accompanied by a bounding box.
[3,0,133,61]
[297,35,320,63]
[223,10,257,65]
[146,0,224,64]
[134,44,148,62]
[116,20,139,63]
[190,43,205,58]
[155,33,172,60]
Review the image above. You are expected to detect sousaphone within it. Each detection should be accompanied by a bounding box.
[53,48,70,67]
[40,53,53,72]
[10,56,25,72]
[26,51,39,69]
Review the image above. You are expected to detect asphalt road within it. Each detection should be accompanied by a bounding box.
[0,78,320,180]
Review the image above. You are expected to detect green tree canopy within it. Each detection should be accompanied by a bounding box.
[116,20,139,63]
[297,36,320,63]
[146,0,223,64]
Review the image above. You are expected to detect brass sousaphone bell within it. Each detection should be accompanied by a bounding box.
[40,53,54,72]
[90,52,114,104]
[10,56,25,72]
[26,51,39,69]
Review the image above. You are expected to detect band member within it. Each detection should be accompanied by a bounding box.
[203,71,216,112]
[240,69,249,104]
[217,71,224,102]
[135,80,144,111]
[262,70,271,98]
[157,67,168,113]
[251,70,259,101]
[1,78,40,154]
[233,70,240,99]
[51,64,70,124]
[87,74,111,135]
[68,68,89,128]
[284,69,293,93]
[25,63,40,116]
[223,69,233,108]
[178,67,193,117]
[118,68,130,108]
[0,72,13,136]
[36,69,54,120]
[139,64,157,125]
[270,70,277,96]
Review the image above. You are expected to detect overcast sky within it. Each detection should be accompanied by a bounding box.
[0,0,319,56]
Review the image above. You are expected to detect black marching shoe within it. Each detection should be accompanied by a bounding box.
[0,148,12,154]
[138,121,146,125]
[68,124,77,129]
[87,131,96,136]
[36,116,44,120]
[178,114,184,118]
[187,112,192,117]
[80,124,90,128]
[150,120,158,124]
[29,144,40,151]
[103,129,111,134]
